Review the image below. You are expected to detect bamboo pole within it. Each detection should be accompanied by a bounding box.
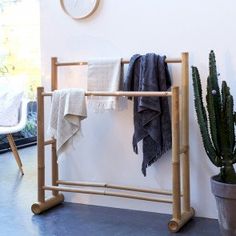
[42,91,172,97]
[181,52,190,212]
[171,86,181,220]
[6,134,24,175]
[57,180,175,196]
[51,57,58,91]
[55,58,182,67]
[44,139,55,146]
[57,180,106,188]
[168,207,195,232]
[179,146,188,155]
[43,185,173,204]
[106,184,173,196]
[31,194,64,214]
[51,58,59,196]
[37,87,45,202]
[51,139,58,196]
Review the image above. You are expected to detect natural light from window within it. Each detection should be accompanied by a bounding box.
[0,0,41,100]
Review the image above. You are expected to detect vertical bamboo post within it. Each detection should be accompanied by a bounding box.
[172,86,181,220]
[51,139,58,196]
[51,57,59,195]
[51,57,58,91]
[37,87,45,202]
[181,52,190,212]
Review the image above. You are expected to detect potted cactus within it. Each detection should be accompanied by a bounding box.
[192,50,236,236]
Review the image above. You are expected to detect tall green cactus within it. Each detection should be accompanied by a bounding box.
[192,50,236,184]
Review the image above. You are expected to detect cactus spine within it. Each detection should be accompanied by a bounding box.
[192,50,236,184]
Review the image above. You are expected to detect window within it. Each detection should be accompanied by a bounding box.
[0,0,40,152]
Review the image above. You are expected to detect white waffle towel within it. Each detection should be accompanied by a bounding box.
[48,88,87,155]
[87,58,123,112]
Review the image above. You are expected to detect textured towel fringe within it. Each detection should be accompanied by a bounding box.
[141,142,172,176]
[88,98,116,113]
[88,96,127,113]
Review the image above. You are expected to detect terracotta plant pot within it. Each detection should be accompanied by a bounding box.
[211,176,236,236]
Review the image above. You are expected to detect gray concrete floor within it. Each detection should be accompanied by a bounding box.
[0,146,220,236]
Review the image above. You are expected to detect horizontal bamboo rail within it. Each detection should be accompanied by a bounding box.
[56,58,182,67]
[37,87,45,203]
[44,140,55,146]
[43,185,173,204]
[57,180,106,188]
[56,180,177,196]
[42,91,172,97]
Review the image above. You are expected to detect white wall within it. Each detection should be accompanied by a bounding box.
[40,0,236,219]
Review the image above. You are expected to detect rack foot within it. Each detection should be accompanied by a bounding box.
[31,194,64,214]
[168,207,195,232]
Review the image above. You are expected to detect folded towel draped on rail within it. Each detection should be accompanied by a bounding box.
[87,58,126,112]
[124,53,172,176]
[48,88,87,156]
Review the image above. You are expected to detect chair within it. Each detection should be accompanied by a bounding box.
[0,99,28,175]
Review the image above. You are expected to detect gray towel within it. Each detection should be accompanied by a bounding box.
[124,53,172,176]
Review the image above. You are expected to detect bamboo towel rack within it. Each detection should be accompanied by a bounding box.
[31,52,195,233]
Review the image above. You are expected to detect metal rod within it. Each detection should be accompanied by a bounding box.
[56,58,182,67]
[43,185,173,204]
[57,180,174,196]
[42,91,172,97]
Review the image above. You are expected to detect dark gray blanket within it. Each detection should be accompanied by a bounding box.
[124,53,172,176]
